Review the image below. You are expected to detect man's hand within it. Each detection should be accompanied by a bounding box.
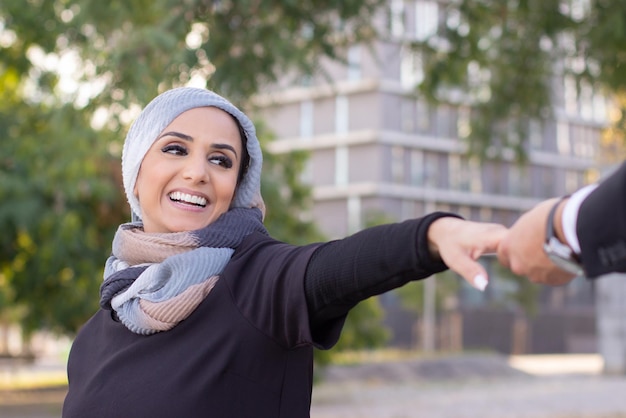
[497,198,577,286]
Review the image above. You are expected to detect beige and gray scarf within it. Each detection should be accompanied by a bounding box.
[100,208,267,335]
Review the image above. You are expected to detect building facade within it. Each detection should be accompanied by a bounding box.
[253,0,608,354]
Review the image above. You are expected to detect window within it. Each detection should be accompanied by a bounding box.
[565,170,580,193]
[579,80,593,120]
[335,145,349,186]
[390,0,405,37]
[415,1,439,41]
[563,75,578,116]
[435,105,456,138]
[423,151,440,188]
[528,120,543,150]
[468,157,482,193]
[556,120,571,155]
[541,166,555,196]
[458,205,471,220]
[347,46,361,81]
[415,99,431,133]
[457,106,471,139]
[299,74,313,87]
[391,146,405,183]
[593,91,607,122]
[300,159,313,185]
[572,125,595,158]
[508,164,530,196]
[479,207,493,222]
[450,154,482,192]
[449,154,462,190]
[401,47,423,89]
[410,149,424,186]
[401,199,414,220]
[335,95,349,134]
[299,100,314,139]
[347,196,361,234]
[401,99,415,133]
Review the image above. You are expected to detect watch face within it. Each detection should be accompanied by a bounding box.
[546,253,584,276]
[544,240,584,276]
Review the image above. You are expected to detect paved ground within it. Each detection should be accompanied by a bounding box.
[311,354,626,418]
[0,388,64,418]
[2,353,626,418]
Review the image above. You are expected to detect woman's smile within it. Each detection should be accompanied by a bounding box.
[168,190,208,209]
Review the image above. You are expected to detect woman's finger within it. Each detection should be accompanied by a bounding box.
[435,221,508,291]
[441,248,489,291]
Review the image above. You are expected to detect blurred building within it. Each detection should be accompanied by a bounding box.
[254,0,608,355]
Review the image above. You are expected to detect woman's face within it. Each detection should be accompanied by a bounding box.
[134,107,242,233]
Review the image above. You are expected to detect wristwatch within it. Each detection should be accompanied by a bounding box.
[543,197,585,276]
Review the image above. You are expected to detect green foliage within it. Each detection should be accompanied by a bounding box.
[410,0,626,160]
[314,298,390,367]
[58,0,385,109]
[395,270,460,315]
[0,0,389,343]
[334,298,390,349]
[581,0,626,92]
[491,263,541,317]
[255,121,325,244]
[0,98,125,335]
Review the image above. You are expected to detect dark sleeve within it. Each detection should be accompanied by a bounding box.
[304,212,461,346]
[577,161,626,278]
[225,236,323,349]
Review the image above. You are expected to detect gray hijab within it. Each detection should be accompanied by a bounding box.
[121,87,264,221]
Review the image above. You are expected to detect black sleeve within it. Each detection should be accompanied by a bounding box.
[578,161,626,278]
[304,212,461,330]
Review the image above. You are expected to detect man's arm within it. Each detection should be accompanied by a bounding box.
[576,162,626,277]
[497,197,576,285]
[497,161,626,284]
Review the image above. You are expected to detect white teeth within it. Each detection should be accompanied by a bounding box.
[169,191,207,207]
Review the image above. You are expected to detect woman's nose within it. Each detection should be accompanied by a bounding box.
[182,156,209,183]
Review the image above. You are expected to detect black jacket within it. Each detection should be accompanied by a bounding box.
[578,162,626,278]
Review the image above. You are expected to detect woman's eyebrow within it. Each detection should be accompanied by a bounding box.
[158,131,193,141]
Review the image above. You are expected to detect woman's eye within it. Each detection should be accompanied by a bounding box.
[161,144,187,155]
[208,155,233,169]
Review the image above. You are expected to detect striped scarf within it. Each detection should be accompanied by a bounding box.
[99,208,267,335]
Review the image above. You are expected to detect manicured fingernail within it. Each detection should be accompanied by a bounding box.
[473,274,488,291]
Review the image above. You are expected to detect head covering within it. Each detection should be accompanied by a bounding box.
[122,87,264,221]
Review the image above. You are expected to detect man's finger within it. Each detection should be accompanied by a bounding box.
[496,239,512,269]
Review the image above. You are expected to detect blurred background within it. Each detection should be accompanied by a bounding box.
[2,0,626,416]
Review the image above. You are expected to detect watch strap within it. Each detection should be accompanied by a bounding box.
[544,196,584,276]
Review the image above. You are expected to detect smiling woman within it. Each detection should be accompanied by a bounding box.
[134,107,243,233]
[62,87,507,418]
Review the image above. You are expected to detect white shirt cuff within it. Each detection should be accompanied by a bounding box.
[562,184,598,254]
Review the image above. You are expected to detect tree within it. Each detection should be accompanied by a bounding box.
[0,0,389,347]
[410,0,626,159]
[51,0,384,111]
[0,82,125,336]
[0,3,127,336]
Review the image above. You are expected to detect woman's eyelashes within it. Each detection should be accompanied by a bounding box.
[162,143,187,156]
[209,155,233,169]
[161,143,233,169]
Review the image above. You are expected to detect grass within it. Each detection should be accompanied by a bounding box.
[0,371,67,391]
[329,348,496,366]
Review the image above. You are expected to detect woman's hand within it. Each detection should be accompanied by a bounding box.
[427,217,508,291]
